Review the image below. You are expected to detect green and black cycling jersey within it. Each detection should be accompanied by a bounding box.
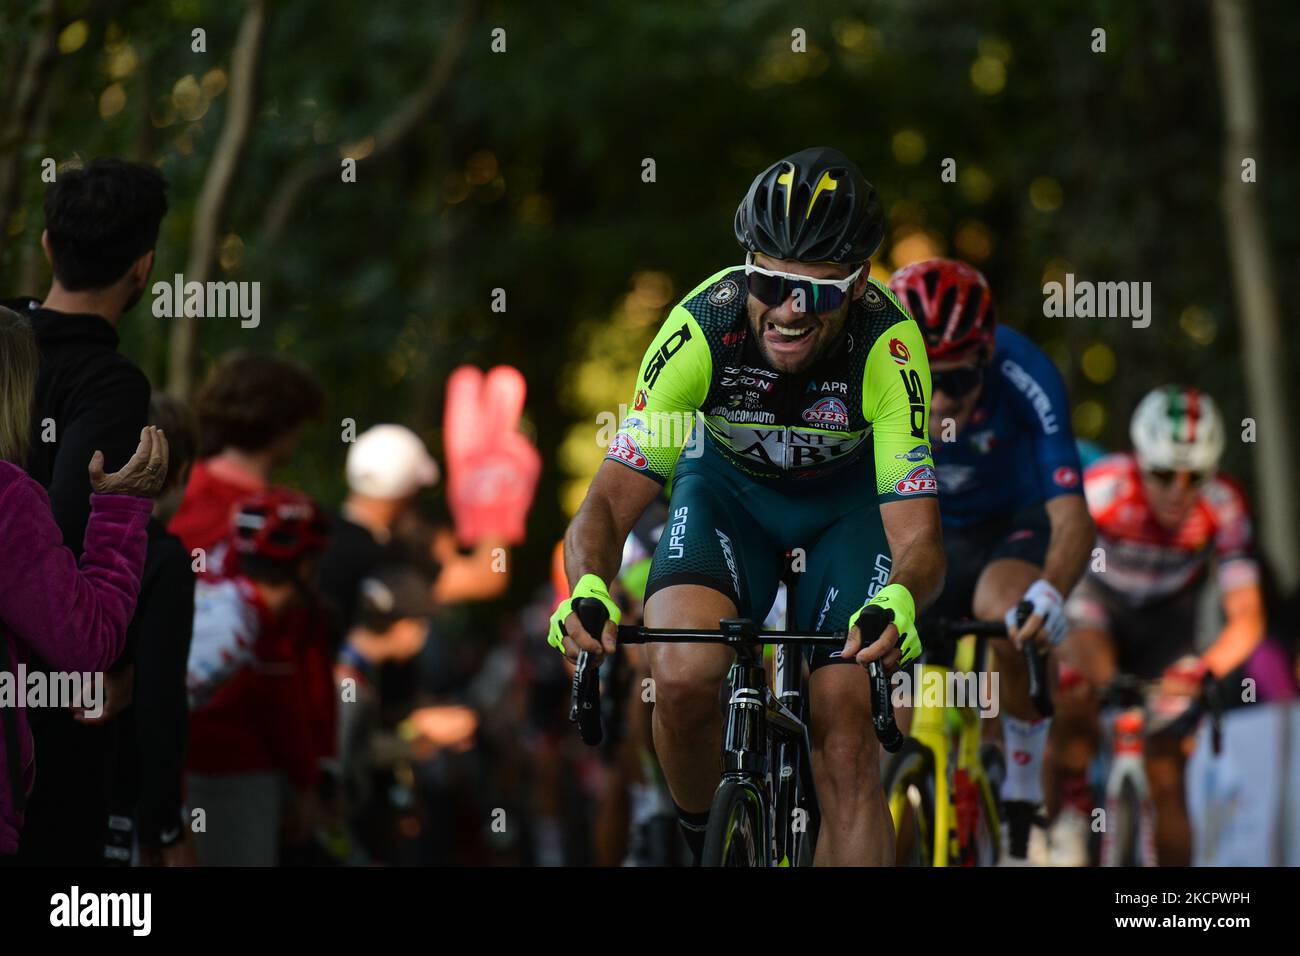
[604,266,937,504]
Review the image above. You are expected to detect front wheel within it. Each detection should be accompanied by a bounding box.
[882,738,937,866]
[973,744,1005,866]
[702,779,770,867]
[1103,777,1142,868]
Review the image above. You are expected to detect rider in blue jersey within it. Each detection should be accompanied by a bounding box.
[889,259,1096,865]
[930,323,1084,527]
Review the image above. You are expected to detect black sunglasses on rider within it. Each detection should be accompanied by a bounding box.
[744,255,864,314]
[1146,468,1208,487]
[932,366,984,398]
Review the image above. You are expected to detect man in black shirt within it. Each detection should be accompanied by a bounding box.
[316,425,442,642]
[4,158,168,864]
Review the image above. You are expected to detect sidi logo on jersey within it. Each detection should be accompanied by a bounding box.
[802,397,849,427]
[898,368,926,439]
[895,464,937,496]
[606,433,648,470]
[889,337,910,365]
[644,324,692,388]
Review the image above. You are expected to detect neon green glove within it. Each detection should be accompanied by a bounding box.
[848,583,921,666]
[548,573,621,653]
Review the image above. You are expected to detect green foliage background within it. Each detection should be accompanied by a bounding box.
[3,0,1298,603]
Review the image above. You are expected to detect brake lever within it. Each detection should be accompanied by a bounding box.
[857,605,903,753]
[569,598,610,746]
[1017,600,1054,718]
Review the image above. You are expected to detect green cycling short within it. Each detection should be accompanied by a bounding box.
[644,438,893,669]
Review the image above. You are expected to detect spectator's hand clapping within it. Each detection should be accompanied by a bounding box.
[89,425,170,498]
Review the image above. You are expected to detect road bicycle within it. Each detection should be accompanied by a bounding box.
[882,603,1049,866]
[569,563,902,867]
[1097,671,1223,867]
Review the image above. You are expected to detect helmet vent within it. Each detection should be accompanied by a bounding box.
[955,286,984,338]
[923,268,940,298]
[937,286,958,332]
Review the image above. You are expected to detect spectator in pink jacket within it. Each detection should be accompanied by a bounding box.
[0,305,169,857]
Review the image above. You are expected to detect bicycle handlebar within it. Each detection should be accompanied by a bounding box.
[1099,671,1223,756]
[566,600,905,752]
[939,601,1052,718]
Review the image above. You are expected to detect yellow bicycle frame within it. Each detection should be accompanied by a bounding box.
[887,635,1001,867]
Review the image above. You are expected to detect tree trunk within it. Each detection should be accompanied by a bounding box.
[0,0,59,252]
[166,0,268,399]
[1211,0,1299,592]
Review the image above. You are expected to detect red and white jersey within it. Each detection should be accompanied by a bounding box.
[186,575,265,709]
[1082,453,1258,605]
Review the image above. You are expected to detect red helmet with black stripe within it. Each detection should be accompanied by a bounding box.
[888,258,996,362]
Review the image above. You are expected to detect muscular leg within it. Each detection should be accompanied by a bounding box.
[592,751,631,866]
[809,663,893,866]
[644,584,737,814]
[1146,737,1191,866]
[972,557,1042,722]
[973,558,1053,860]
[1046,680,1101,818]
[1052,626,1116,789]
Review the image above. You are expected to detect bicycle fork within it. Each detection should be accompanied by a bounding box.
[717,640,810,866]
[718,646,774,857]
[1100,709,1158,867]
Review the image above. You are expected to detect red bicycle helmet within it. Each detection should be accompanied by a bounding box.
[888,258,996,361]
[230,489,329,563]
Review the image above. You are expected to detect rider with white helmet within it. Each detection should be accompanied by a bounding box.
[1130,385,1226,475]
[1053,386,1266,866]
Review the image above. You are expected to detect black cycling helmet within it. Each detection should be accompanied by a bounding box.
[734,147,884,264]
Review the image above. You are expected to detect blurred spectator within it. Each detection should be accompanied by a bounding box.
[1243,557,1300,702]
[100,393,200,866]
[185,491,334,866]
[316,425,440,641]
[1,304,166,859]
[168,350,323,559]
[336,564,481,859]
[317,424,509,642]
[316,423,521,865]
[3,159,168,864]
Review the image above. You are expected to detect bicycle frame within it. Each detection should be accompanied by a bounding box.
[1099,705,1157,867]
[717,634,817,866]
[889,635,1000,867]
[886,603,1039,867]
[569,598,901,866]
[1095,673,1222,867]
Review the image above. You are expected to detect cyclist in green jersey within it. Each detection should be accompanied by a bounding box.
[549,148,946,865]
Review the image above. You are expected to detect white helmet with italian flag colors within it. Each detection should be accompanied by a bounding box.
[1130,385,1226,473]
